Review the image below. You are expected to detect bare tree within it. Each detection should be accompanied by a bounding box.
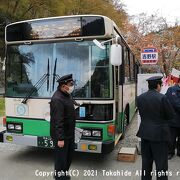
[125,13,180,75]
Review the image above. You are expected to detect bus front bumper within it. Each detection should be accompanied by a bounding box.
[0,132,114,154]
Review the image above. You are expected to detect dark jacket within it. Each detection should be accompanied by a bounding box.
[50,90,76,141]
[165,85,180,127]
[137,89,175,141]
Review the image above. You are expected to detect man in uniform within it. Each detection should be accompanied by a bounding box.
[137,76,175,180]
[166,76,180,159]
[50,74,75,180]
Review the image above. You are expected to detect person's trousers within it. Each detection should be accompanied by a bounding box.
[177,136,180,155]
[53,139,75,180]
[168,127,180,155]
[141,139,168,180]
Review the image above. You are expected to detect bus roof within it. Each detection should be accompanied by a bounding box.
[5,14,136,59]
[6,14,112,27]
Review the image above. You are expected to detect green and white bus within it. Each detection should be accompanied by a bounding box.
[0,15,138,153]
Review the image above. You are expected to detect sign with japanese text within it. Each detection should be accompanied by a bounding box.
[141,47,158,65]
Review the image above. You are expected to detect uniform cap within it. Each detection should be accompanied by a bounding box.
[146,76,163,82]
[57,74,73,84]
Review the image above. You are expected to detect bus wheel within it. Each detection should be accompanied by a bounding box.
[120,106,129,140]
[123,106,129,133]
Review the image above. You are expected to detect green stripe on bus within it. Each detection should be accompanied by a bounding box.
[6,117,116,141]
[6,117,50,136]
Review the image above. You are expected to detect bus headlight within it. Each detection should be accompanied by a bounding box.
[81,129,102,140]
[7,124,14,130]
[7,123,23,133]
[82,130,91,136]
[92,130,101,137]
[15,124,22,131]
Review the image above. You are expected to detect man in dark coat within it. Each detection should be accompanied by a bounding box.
[137,76,175,180]
[50,74,76,180]
[165,77,180,159]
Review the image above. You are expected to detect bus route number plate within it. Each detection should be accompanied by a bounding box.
[38,137,54,148]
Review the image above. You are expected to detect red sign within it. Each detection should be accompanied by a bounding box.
[141,47,158,65]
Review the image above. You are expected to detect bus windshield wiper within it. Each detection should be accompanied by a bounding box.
[22,59,50,104]
[47,58,50,91]
[52,58,60,91]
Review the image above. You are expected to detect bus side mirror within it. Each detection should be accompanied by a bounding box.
[110,44,122,66]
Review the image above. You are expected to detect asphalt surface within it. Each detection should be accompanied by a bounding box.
[0,115,180,180]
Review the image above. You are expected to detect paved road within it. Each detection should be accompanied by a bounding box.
[0,115,180,180]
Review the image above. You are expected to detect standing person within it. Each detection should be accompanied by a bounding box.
[137,76,175,180]
[165,77,180,159]
[50,74,76,180]
[176,137,180,156]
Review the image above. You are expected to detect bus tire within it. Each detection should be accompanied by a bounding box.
[124,105,129,128]
[121,105,129,139]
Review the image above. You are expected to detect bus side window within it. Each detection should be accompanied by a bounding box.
[119,46,125,85]
[130,53,135,82]
[124,48,131,84]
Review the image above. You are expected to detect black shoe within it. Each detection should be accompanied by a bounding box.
[65,175,71,180]
[168,154,174,160]
[54,176,70,180]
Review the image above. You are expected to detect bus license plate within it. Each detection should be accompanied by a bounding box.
[38,137,54,148]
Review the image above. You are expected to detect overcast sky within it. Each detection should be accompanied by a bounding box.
[122,0,180,24]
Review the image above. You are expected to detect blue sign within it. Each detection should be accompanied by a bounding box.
[143,48,157,52]
[79,107,86,118]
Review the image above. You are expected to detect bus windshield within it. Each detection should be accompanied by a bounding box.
[6,41,113,99]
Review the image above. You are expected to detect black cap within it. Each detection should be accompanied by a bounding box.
[57,74,73,84]
[146,76,163,82]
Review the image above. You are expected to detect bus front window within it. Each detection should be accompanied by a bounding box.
[6,41,112,99]
[6,44,53,98]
